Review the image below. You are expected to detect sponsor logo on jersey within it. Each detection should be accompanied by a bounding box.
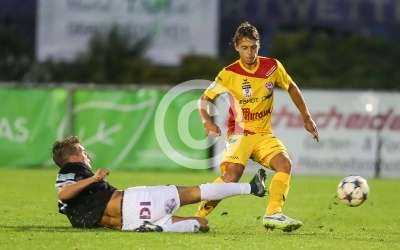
[265,65,277,77]
[227,155,239,159]
[207,81,216,90]
[165,198,177,214]
[242,79,252,98]
[262,92,273,101]
[57,173,76,181]
[239,97,258,104]
[242,108,272,121]
[265,81,274,92]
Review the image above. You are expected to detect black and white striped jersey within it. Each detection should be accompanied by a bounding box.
[55,162,117,228]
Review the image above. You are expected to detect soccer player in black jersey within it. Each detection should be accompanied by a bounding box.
[53,135,268,232]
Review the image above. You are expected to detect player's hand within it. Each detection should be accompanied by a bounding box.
[304,117,319,142]
[93,168,110,181]
[204,121,221,138]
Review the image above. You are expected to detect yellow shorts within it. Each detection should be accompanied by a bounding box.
[220,133,288,173]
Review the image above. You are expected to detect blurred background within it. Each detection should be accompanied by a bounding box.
[0,0,399,178]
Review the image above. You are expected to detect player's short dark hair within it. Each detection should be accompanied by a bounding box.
[232,21,260,46]
[52,135,80,168]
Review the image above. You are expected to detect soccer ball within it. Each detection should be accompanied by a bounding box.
[337,175,370,207]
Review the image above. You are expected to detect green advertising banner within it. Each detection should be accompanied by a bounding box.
[70,88,208,171]
[0,87,67,167]
[0,86,208,170]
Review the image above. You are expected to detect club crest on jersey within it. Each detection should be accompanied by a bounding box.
[242,79,252,98]
[265,82,274,92]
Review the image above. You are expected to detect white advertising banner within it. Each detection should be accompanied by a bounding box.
[375,93,400,178]
[36,0,218,65]
[212,90,400,178]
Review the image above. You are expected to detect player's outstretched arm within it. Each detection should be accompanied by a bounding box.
[287,82,319,142]
[58,168,109,201]
[198,94,221,137]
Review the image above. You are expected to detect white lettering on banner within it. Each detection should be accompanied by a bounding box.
[65,0,190,14]
[0,118,13,140]
[126,0,189,14]
[273,105,400,131]
[0,117,29,142]
[66,22,190,41]
[66,22,103,37]
[66,0,111,12]
[14,118,29,142]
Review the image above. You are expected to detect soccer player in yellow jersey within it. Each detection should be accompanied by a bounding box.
[196,22,319,232]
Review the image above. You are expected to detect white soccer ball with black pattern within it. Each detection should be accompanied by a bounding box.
[337,175,370,207]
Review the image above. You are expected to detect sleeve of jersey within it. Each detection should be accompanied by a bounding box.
[55,167,81,189]
[203,68,229,100]
[275,60,293,91]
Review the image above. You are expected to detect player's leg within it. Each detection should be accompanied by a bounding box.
[265,152,292,215]
[170,216,209,232]
[179,169,266,206]
[195,133,253,217]
[253,136,302,232]
[263,152,302,232]
[195,163,245,217]
[134,216,209,233]
[133,172,267,233]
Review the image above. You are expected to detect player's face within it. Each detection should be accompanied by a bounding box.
[72,143,92,169]
[235,37,260,68]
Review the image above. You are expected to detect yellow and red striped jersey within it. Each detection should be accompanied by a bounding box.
[204,56,292,134]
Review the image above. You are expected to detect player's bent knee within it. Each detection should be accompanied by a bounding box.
[222,163,244,182]
[269,152,292,172]
[283,159,292,172]
[279,160,292,173]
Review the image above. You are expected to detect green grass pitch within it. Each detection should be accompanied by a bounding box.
[1,168,399,250]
